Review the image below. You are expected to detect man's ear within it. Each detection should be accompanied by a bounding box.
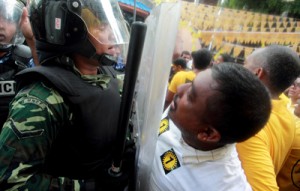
[255,67,264,79]
[197,126,221,143]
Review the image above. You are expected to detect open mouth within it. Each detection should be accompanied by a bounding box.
[0,34,6,41]
[106,46,116,55]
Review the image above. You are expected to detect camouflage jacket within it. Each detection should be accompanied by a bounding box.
[0,69,119,191]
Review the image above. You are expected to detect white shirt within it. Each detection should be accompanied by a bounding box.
[186,60,193,70]
[149,114,252,191]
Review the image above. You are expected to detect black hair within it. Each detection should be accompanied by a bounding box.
[203,63,271,143]
[181,50,191,57]
[173,58,187,69]
[250,45,300,95]
[220,53,233,63]
[191,49,212,70]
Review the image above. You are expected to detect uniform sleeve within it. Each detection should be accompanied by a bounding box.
[0,83,67,190]
[236,131,279,191]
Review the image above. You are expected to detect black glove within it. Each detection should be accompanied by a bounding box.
[93,140,136,191]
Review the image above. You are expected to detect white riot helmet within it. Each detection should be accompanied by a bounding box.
[0,0,26,50]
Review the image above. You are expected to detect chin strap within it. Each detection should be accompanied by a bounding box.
[36,38,118,66]
[79,38,118,66]
[0,44,12,53]
[93,54,118,66]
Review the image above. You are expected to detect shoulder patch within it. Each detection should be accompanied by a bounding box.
[159,117,169,136]
[22,97,47,109]
[160,148,181,174]
[0,80,16,96]
[9,119,44,139]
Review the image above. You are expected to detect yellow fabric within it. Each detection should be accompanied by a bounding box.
[279,93,290,105]
[277,99,300,191]
[237,98,296,191]
[168,71,196,93]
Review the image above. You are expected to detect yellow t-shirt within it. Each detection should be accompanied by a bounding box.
[279,93,290,105]
[277,98,300,191]
[168,71,196,93]
[237,98,296,191]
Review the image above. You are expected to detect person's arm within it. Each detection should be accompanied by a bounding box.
[164,90,175,111]
[0,83,64,190]
[20,7,39,66]
[164,73,180,111]
[236,132,279,191]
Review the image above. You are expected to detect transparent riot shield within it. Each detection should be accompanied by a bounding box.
[132,2,181,191]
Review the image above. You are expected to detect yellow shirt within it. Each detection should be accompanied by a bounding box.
[277,98,300,191]
[168,71,196,93]
[237,98,296,191]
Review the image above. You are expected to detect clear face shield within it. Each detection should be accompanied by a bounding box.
[72,0,129,59]
[28,0,129,61]
[0,0,25,47]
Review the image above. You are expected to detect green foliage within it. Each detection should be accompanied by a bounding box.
[223,0,300,18]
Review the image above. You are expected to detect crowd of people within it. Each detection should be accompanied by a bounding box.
[163,44,300,190]
[0,0,300,191]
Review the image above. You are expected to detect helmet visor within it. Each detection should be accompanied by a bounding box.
[0,0,25,45]
[69,0,129,46]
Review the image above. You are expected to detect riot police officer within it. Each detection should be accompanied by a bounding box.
[0,0,131,190]
[0,0,36,127]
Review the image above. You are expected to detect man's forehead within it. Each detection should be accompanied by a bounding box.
[193,70,219,102]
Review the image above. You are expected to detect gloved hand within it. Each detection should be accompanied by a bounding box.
[94,140,136,191]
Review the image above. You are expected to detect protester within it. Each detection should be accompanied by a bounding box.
[181,50,193,70]
[0,0,132,190]
[213,53,233,65]
[181,50,191,63]
[150,63,271,191]
[168,58,187,84]
[236,45,300,191]
[277,76,300,191]
[164,48,212,110]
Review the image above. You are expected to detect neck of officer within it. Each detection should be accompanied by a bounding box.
[73,54,99,75]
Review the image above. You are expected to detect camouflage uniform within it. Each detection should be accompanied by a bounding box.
[0,65,118,191]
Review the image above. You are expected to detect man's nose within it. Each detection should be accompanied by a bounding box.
[107,28,116,43]
[0,17,5,28]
